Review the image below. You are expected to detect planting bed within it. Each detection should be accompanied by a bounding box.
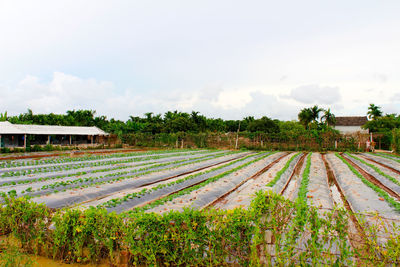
[1,149,400,266]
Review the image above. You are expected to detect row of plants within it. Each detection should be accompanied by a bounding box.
[266,152,301,187]
[346,153,400,187]
[296,153,312,204]
[374,152,400,163]
[0,148,199,169]
[336,153,400,212]
[1,150,222,188]
[2,190,399,265]
[0,150,213,178]
[101,152,272,210]
[14,151,239,198]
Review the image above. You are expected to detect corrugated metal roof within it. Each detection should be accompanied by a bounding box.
[0,121,26,134]
[0,121,108,135]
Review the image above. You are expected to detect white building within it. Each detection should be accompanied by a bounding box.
[0,121,107,148]
[334,116,369,134]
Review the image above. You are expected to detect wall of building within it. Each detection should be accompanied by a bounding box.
[334,126,368,134]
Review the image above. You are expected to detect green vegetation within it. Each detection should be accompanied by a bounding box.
[1,191,399,265]
[297,153,312,204]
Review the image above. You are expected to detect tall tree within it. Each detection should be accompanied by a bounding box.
[321,108,336,126]
[0,111,7,121]
[298,108,313,128]
[367,104,382,120]
[310,105,323,122]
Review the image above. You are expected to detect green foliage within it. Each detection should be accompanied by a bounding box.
[1,190,400,265]
[367,103,383,120]
[0,240,34,267]
[297,153,312,204]
[393,128,400,153]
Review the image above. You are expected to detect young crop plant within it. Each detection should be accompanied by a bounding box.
[266,152,301,187]
[297,153,312,204]
[336,153,400,212]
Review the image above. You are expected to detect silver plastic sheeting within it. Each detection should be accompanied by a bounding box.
[107,153,271,213]
[360,153,400,173]
[344,154,400,195]
[271,153,303,194]
[326,153,400,218]
[185,152,284,209]
[0,151,225,186]
[33,152,254,208]
[0,150,214,174]
[306,153,334,210]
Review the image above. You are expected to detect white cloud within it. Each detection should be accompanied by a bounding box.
[285,85,341,104]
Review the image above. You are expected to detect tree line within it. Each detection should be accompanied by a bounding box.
[0,107,339,136]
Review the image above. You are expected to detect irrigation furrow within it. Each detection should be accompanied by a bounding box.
[202,152,289,209]
[103,153,271,213]
[342,154,400,201]
[34,152,255,209]
[321,154,375,263]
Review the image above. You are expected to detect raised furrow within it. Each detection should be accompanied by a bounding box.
[202,152,288,209]
[104,152,271,213]
[33,152,254,209]
[342,154,400,202]
[0,150,229,187]
[0,150,214,177]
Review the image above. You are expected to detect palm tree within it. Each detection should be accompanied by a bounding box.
[321,108,336,126]
[310,105,323,122]
[298,108,313,128]
[0,111,7,121]
[367,104,382,120]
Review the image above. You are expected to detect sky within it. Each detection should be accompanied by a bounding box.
[1,0,400,121]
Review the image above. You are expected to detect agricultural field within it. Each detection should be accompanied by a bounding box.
[1,149,400,265]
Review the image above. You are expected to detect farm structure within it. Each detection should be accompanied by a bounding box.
[1,149,400,265]
[334,116,369,134]
[0,121,107,148]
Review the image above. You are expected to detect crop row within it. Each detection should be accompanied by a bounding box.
[266,153,300,187]
[124,152,272,215]
[0,150,213,178]
[336,153,400,212]
[6,151,238,198]
[100,152,271,210]
[0,149,202,169]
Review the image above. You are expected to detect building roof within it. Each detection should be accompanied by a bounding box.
[0,121,108,135]
[0,121,25,134]
[335,116,368,126]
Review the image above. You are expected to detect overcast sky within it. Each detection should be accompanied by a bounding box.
[1,1,400,121]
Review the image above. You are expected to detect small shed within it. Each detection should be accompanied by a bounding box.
[0,121,108,148]
[334,116,369,134]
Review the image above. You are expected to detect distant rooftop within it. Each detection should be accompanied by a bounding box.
[335,116,368,126]
[0,121,107,135]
